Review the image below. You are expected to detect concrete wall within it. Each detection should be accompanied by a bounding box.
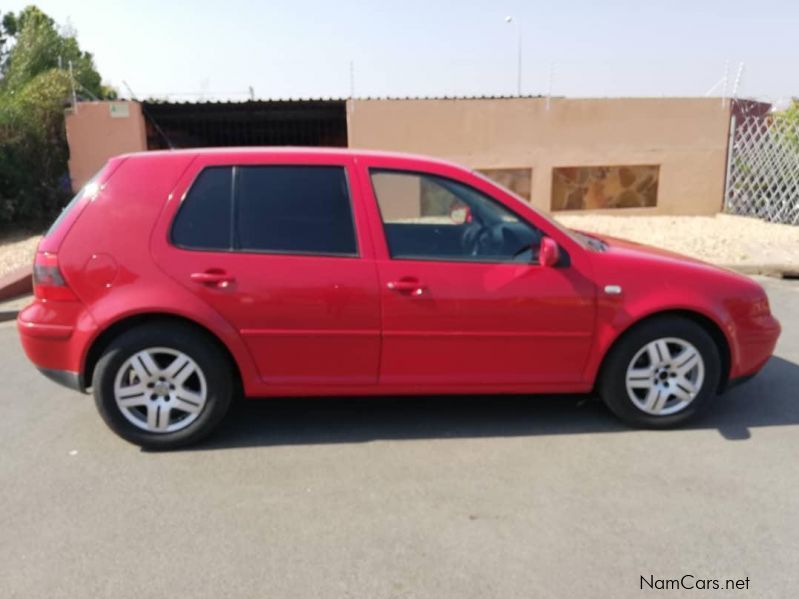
[347,97,732,215]
[65,101,147,191]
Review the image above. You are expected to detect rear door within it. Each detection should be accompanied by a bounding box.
[154,153,381,387]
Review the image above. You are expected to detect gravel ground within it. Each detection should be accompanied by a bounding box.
[0,214,797,279]
[0,232,40,278]
[556,213,799,268]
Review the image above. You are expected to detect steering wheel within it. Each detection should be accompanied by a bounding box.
[460,222,483,256]
[462,222,505,256]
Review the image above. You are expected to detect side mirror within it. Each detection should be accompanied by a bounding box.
[538,236,560,267]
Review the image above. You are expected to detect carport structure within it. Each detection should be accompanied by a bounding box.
[141,99,348,150]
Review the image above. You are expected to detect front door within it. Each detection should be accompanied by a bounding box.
[156,154,381,386]
[362,166,596,388]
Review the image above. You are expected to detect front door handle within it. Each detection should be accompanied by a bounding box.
[190,270,235,288]
[387,278,427,296]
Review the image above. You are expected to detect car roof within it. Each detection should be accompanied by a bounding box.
[115,147,464,171]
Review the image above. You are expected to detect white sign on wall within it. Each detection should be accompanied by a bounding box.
[109,102,130,118]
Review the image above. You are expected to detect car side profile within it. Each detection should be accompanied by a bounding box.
[18,148,781,448]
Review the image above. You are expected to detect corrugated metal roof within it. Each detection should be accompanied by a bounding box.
[139,94,545,105]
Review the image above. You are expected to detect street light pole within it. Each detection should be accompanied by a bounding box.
[505,16,522,96]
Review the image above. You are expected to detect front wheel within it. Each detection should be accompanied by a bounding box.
[598,316,721,428]
[92,323,233,449]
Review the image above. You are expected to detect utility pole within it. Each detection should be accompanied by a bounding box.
[505,16,522,96]
[68,60,78,113]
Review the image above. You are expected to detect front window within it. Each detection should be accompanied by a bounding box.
[476,168,532,201]
[370,170,542,263]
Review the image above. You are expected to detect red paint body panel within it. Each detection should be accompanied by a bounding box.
[17,148,780,398]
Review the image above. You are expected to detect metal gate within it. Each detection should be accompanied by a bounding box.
[724,109,799,225]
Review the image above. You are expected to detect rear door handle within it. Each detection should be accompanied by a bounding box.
[387,278,427,296]
[190,271,235,288]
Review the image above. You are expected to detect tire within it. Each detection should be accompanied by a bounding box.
[92,323,233,449]
[598,316,721,428]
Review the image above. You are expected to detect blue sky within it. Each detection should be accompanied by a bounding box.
[6,0,798,103]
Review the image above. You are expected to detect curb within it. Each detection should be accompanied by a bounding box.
[0,293,31,323]
[0,310,19,323]
[0,265,32,302]
[721,264,799,279]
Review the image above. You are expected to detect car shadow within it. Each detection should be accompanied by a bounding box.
[183,356,799,451]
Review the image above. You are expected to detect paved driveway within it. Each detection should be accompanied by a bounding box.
[1,277,797,598]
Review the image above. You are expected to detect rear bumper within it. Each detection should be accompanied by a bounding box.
[37,367,84,391]
[17,298,97,392]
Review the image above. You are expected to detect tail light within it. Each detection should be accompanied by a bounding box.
[33,253,77,301]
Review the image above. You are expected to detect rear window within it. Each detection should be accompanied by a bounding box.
[39,162,124,255]
[45,170,103,237]
[236,166,356,255]
[171,165,357,256]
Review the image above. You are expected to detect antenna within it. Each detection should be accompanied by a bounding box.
[122,80,138,101]
[731,62,745,99]
[349,61,355,99]
[721,60,729,106]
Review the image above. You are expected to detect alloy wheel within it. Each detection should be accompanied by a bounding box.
[113,347,208,433]
[624,337,705,416]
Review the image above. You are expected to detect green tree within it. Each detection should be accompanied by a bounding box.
[0,5,115,226]
[773,99,799,150]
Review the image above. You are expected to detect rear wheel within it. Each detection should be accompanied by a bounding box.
[93,323,233,449]
[598,316,721,428]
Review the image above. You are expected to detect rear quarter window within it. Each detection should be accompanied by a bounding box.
[171,167,233,250]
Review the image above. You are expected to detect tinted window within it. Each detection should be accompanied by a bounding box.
[46,167,105,238]
[236,166,356,255]
[172,167,233,250]
[371,170,542,263]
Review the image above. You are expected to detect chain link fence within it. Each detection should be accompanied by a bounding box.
[724,111,799,225]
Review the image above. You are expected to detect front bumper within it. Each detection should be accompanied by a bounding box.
[731,313,781,379]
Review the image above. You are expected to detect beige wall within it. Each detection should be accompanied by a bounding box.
[347,97,732,215]
[65,101,147,191]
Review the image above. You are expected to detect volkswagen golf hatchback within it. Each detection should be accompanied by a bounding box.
[18,149,781,448]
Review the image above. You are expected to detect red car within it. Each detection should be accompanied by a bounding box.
[18,149,780,448]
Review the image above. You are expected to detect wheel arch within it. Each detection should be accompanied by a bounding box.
[594,309,732,393]
[83,312,244,396]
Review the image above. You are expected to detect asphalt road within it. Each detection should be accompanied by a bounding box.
[1,277,797,598]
